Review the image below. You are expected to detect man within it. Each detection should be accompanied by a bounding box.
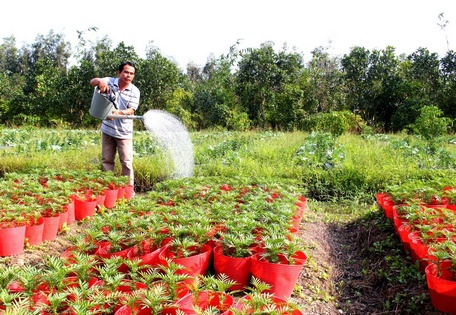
[90,62,140,188]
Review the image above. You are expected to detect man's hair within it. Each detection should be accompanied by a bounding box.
[119,62,137,74]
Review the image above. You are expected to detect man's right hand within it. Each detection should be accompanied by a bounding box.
[98,80,110,93]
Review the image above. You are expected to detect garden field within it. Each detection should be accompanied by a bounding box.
[1,128,456,314]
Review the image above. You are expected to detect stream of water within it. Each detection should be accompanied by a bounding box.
[142,110,194,178]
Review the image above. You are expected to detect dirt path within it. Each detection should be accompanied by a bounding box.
[297,209,444,315]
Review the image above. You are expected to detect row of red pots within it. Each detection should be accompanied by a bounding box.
[61,231,307,300]
[0,186,134,257]
[115,290,303,315]
[377,192,456,314]
[4,228,306,312]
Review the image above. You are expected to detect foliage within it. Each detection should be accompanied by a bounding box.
[409,105,451,139]
[300,110,364,136]
[235,42,305,129]
[136,49,182,114]
[3,129,456,201]
[1,31,456,131]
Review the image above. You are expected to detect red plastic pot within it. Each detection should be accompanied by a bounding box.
[114,282,190,315]
[104,189,118,209]
[134,244,166,267]
[114,305,147,315]
[125,185,134,200]
[397,223,412,253]
[290,214,303,232]
[375,192,389,206]
[213,244,251,291]
[42,214,60,241]
[408,232,436,272]
[295,196,307,213]
[159,244,212,276]
[0,224,26,256]
[117,186,126,200]
[425,261,456,314]
[74,197,97,220]
[235,294,303,315]
[25,217,44,246]
[66,197,76,225]
[392,204,409,235]
[58,208,69,230]
[250,251,307,299]
[115,305,182,315]
[95,241,134,259]
[96,192,107,208]
[176,290,234,315]
[114,280,147,294]
[381,197,395,220]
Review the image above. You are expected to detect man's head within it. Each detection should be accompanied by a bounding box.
[118,62,136,86]
[118,62,137,74]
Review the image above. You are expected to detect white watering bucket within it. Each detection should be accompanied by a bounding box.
[89,87,116,120]
[89,87,143,120]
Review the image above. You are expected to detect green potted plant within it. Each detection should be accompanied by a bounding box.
[425,241,456,314]
[250,232,307,299]
[176,274,237,315]
[0,204,27,256]
[158,237,212,277]
[139,261,191,301]
[213,230,255,291]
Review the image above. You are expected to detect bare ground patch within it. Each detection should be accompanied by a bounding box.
[296,208,444,315]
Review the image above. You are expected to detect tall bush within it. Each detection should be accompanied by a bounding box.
[300,111,362,136]
[409,105,451,139]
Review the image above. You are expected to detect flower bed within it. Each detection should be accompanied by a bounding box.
[0,172,307,314]
[0,170,131,250]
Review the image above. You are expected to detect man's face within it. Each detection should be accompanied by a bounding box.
[119,65,136,85]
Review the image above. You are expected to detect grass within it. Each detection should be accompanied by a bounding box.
[2,128,456,198]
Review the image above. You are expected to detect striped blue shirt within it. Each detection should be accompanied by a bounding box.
[100,77,140,139]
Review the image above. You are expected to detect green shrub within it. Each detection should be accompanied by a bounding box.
[301,111,364,136]
[301,166,375,202]
[294,132,344,169]
[409,105,452,139]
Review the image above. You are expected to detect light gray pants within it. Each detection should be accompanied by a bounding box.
[101,132,134,185]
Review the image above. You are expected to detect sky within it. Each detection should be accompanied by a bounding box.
[2,0,456,69]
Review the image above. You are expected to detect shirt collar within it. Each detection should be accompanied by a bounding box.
[114,78,131,91]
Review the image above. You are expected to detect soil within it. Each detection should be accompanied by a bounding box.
[296,209,444,315]
[0,207,446,315]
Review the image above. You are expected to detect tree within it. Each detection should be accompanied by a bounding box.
[405,48,441,105]
[0,36,23,74]
[27,30,71,72]
[236,42,305,129]
[92,39,139,77]
[342,46,406,132]
[304,46,344,114]
[0,36,26,124]
[390,48,442,132]
[3,31,72,125]
[191,51,248,130]
[409,105,451,139]
[60,60,97,127]
[439,50,456,123]
[341,46,371,119]
[366,46,405,132]
[135,46,183,114]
